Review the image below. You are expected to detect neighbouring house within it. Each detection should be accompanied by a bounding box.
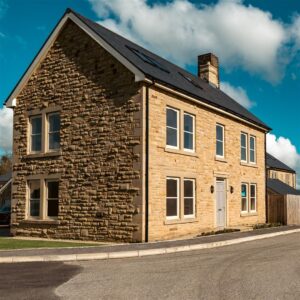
[266,153,300,225]
[0,172,12,208]
[267,153,297,189]
[4,9,271,242]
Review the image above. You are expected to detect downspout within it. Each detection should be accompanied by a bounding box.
[145,81,154,242]
[145,85,149,242]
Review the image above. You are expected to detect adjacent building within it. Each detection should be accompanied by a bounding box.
[5,9,270,242]
[266,153,299,196]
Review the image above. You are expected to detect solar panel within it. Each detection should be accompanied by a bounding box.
[178,72,203,89]
[126,46,169,73]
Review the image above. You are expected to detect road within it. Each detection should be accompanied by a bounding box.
[1,233,300,300]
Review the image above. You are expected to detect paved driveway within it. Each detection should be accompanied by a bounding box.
[0,233,300,300]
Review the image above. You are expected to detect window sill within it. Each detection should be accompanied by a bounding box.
[215,156,227,163]
[164,147,198,158]
[26,151,61,159]
[240,212,258,217]
[21,219,59,225]
[164,218,198,225]
[240,162,258,168]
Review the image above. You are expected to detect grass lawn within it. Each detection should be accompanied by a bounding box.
[0,238,99,250]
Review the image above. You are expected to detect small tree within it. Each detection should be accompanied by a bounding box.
[0,155,12,175]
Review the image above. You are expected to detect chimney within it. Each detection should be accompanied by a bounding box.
[198,53,220,88]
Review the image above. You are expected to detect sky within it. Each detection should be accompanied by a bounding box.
[0,0,300,179]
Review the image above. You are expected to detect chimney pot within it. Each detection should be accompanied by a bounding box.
[198,53,220,88]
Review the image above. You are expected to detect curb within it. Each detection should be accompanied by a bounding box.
[1,228,300,264]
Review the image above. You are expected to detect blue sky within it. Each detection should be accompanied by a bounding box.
[0,0,300,172]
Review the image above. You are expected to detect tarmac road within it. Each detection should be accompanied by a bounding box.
[1,233,300,300]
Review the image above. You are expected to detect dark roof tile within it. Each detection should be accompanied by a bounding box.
[71,10,270,130]
[267,179,300,195]
[266,153,295,173]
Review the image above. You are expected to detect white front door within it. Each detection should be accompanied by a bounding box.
[216,179,226,228]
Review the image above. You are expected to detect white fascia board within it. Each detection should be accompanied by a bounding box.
[5,12,145,108]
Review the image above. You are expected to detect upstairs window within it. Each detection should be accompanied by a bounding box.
[184,113,195,151]
[249,136,256,163]
[48,113,60,151]
[30,116,42,153]
[166,108,179,149]
[216,124,224,157]
[241,133,248,162]
[28,180,40,218]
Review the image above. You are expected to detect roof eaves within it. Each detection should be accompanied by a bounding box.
[146,75,271,131]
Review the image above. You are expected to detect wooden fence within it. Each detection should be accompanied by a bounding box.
[267,194,300,225]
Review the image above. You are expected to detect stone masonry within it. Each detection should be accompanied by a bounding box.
[11,20,144,242]
[148,87,266,241]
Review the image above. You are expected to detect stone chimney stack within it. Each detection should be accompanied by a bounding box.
[198,53,220,88]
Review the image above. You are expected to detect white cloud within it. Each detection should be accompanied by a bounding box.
[267,133,300,187]
[0,106,13,153]
[89,0,289,82]
[221,82,255,109]
[267,133,300,169]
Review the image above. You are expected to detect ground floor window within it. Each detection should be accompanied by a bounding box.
[29,180,41,217]
[241,183,257,213]
[184,179,195,218]
[166,177,196,220]
[27,178,59,220]
[250,184,257,212]
[47,181,59,217]
[166,177,179,219]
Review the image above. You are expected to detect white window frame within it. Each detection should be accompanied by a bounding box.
[241,133,248,163]
[47,112,60,152]
[166,107,179,150]
[249,135,256,164]
[46,180,59,219]
[216,124,225,158]
[241,183,248,213]
[30,115,42,153]
[250,183,257,212]
[166,177,180,220]
[183,113,195,152]
[183,179,195,218]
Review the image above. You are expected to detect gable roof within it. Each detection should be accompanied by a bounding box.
[266,153,295,173]
[267,179,300,195]
[4,8,270,131]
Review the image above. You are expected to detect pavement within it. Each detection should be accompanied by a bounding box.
[1,232,300,299]
[0,225,300,263]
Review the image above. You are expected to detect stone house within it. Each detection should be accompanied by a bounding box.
[266,153,299,196]
[5,9,270,242]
